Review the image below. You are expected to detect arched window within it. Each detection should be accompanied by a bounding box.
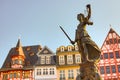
[61,47,64,52]
[68,46,72,51]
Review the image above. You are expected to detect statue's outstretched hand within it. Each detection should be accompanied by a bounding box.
[86,4,90,8]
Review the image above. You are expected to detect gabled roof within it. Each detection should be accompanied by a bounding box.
[2,45,41,68]
[101,28,120,51]
[35,46,56,66]
[37,46,54,55]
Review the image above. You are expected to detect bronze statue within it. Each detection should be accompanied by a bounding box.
[60,4,102,80]
[71,4,101,63]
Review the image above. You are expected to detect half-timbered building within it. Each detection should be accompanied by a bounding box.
[98,28,120,80]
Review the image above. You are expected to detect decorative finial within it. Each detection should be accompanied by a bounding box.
[18,34,21,40]
[110,24,112,28]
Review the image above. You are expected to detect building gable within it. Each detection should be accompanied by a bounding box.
[36,46,56,66]
[38,46,54,55]
[101,28,120,53]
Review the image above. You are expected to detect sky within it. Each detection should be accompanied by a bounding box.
[0,0,120,67]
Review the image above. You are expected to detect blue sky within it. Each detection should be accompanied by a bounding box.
[0,0,120,67]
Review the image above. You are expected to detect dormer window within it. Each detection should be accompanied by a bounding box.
[75,45,78,51]
[61,47,64,52]
[16,47,19,51]
[26,47,30,51]
[68,46,72,51]
[29,52,34,56]
[27,61,30,66]
[6,63,10,67]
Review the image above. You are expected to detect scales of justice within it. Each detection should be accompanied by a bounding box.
[60,4,102,80]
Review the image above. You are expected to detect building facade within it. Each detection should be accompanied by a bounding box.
[56,45,81,80]
[0,39,42,80]
[98,28,120,80]
[34,46,57,80]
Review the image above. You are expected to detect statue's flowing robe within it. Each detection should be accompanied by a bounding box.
[75,24,101,62]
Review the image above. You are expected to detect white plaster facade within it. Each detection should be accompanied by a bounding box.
[34,66,57,80]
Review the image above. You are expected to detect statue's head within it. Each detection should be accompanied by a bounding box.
[77,13,85,22]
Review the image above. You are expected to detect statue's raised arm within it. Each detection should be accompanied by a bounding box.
[86,4,91,20]
[85,4,93,25]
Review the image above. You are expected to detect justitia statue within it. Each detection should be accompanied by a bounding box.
[70,4,102,80]
[60,4,102,80]
[71,4,101,63]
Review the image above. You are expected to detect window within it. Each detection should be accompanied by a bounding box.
[16,47,19,51]
[60,47,65,52]
[29,52,34,56]
[106,66,110,74]
[104,53,108,59]
[26,47,30,51]
[60,70,65,80]
[6,63,10,67]
[68,70,74,79]
[59,56,65,65]
[50,68,54,75]
[19,60,23,65]
[26,61,30,65]
[100,66,105,74]
[115,51,120,58]
[43,68,48,75]
[114,38,117,44]
[117,65,120,72]
[37,69,41,75]
[67,55,73,64]
[9,73,13,78]
[75,45,78,50]
[3,74,8,80]
[9,73,20,78]
[106,40,109,45]
[46,56,51,64]
[24,72,30,78]
[76,54,81,63]
[14,73,17,78]
[111,65,116,73]
[41,56,45,64]
[109,39,113,44]
[68,46,72,51]
[17,73,20,78]
[109,52,114,58]
[14,59,19,64]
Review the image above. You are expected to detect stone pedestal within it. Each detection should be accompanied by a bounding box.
[76,62,102,80]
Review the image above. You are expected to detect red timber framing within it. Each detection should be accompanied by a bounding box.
[98,28,120,80]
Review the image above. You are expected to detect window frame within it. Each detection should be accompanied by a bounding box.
[67,55,73,64]
[59,55,65,65]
